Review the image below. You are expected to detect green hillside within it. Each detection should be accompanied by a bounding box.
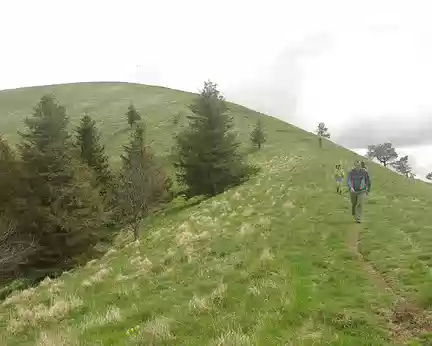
[0,82,269,167]
[1,83,432,345]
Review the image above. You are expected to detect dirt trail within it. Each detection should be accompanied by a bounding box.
[347,224,432,343]
[347,224,395,295]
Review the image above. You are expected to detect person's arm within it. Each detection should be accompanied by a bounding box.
[347,171,353,190]
[366,171,371,192]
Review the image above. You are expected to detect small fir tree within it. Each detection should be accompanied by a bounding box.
[126,104,141,128]
[174,80,252,197]
[316,122,330,148]
[75,113,112,192]
[250,119,266,149]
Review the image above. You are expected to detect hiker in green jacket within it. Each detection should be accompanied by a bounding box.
[347,160,371,223]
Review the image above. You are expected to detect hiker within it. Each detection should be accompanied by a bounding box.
[334,164,344,194]
[347,160,371,223]
[361,160,368,172]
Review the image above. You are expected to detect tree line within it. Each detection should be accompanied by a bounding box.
[315,122,432,180]
[0,81,265,286]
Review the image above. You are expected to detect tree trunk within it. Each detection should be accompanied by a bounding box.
[318,137,322,148]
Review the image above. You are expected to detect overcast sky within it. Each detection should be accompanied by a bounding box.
[1,0,432,178]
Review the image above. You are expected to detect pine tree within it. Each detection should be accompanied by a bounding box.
[126,104,141,128]
[174,80,252,197]
[391,155,412,177]
[316,122,330,148]
[18,95,107,278]
[75,113,112,192]
[0,137,22,210]
[0,137,28,228]
[117,123,171,240]
[250,119,266,149]
[0,137,35,282]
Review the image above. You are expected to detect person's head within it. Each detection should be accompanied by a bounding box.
[361,161,366,168]
[354,160,361,169]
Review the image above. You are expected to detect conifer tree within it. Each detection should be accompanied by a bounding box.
[0,137,34,282]
[75,113,112,192]
[316,122,330,148]
[391,155,413,178]
[117,123,170,240]
[126,104,141,128]
[250,119,266,149]
[174,80,252,197]
[0,137,22,211]
[18,95,107,278]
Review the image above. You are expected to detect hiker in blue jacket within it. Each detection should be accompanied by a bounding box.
[347,160,371,223]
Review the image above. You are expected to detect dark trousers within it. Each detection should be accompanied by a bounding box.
[350,191,366,221]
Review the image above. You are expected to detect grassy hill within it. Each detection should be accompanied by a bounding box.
[0,82,432,345]
[0,82,268,167]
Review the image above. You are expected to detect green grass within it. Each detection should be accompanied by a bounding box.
[0,82,267,167]
[0,82,432,345]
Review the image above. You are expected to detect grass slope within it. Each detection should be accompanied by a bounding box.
[0,82,265,167]
[1,83,432,345]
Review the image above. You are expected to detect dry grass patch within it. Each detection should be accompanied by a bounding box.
[189,294,211,312]
[212,329,252,345]
[2,287,37,306]
[81,305,122,330]
[115,273,138,281]
[239,222,254,236]
[104,248,118,257]
[130,316,174,343]
[232,191,242,200]
[248,285,261,296]
[36,328,78,346]
[296,318,324,343]
[48,280,65,295]
[130,256,153,275]
[114,283,137,298]
[189,283,228,314]
[8,294,83,333]
[81,267,111,287]
[85,258,98,268]
[210,283,227,303]
[283,200,295,209]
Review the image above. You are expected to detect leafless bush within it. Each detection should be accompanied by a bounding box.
[0,217,36,284]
